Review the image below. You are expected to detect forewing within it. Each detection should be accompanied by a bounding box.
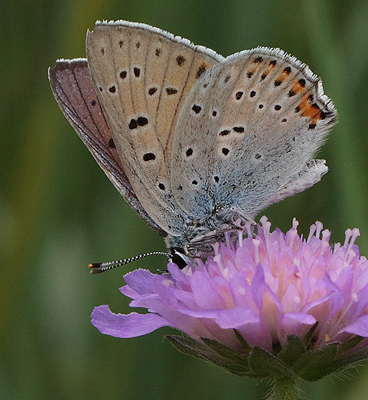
[48,59,166,236]
[86,21,223,235]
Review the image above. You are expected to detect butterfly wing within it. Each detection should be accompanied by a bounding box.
[171,48,337,221]
[86,21,223,236]
[48,59,166,236]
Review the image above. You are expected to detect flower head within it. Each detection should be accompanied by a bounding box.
[92,217,368,380]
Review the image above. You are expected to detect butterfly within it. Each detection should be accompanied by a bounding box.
[49,20,337,269]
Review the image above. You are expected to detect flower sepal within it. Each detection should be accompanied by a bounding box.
[293,336,368,381]
[166,334,252,376]
[167,333,298,379]
[167,332,368,381]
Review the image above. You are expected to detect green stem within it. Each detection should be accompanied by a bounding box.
[266,377,304,400]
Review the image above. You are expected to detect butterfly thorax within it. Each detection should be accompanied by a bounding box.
[165,207,248,258]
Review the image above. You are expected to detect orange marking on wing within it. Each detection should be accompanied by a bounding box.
[260,61,278,80]
[275,66,293,84]
[247,58,279,80]
[246,61,265,78]
[290,79,307,95]
[298,92,324,127]
[274,74,286,85]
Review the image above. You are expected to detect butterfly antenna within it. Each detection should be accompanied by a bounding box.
[89,251,170,274]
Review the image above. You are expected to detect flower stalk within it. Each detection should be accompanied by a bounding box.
[268,376,303,400]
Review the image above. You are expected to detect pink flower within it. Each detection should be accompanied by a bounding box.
[92,217,368,380]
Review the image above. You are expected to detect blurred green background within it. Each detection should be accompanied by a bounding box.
[2,0,368,399]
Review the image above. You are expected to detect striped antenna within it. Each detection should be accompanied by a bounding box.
[88,251,170,274]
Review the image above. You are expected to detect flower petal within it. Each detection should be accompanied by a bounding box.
[343,314,368,337]
[91,305,171,338]
[216,307,259,329]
